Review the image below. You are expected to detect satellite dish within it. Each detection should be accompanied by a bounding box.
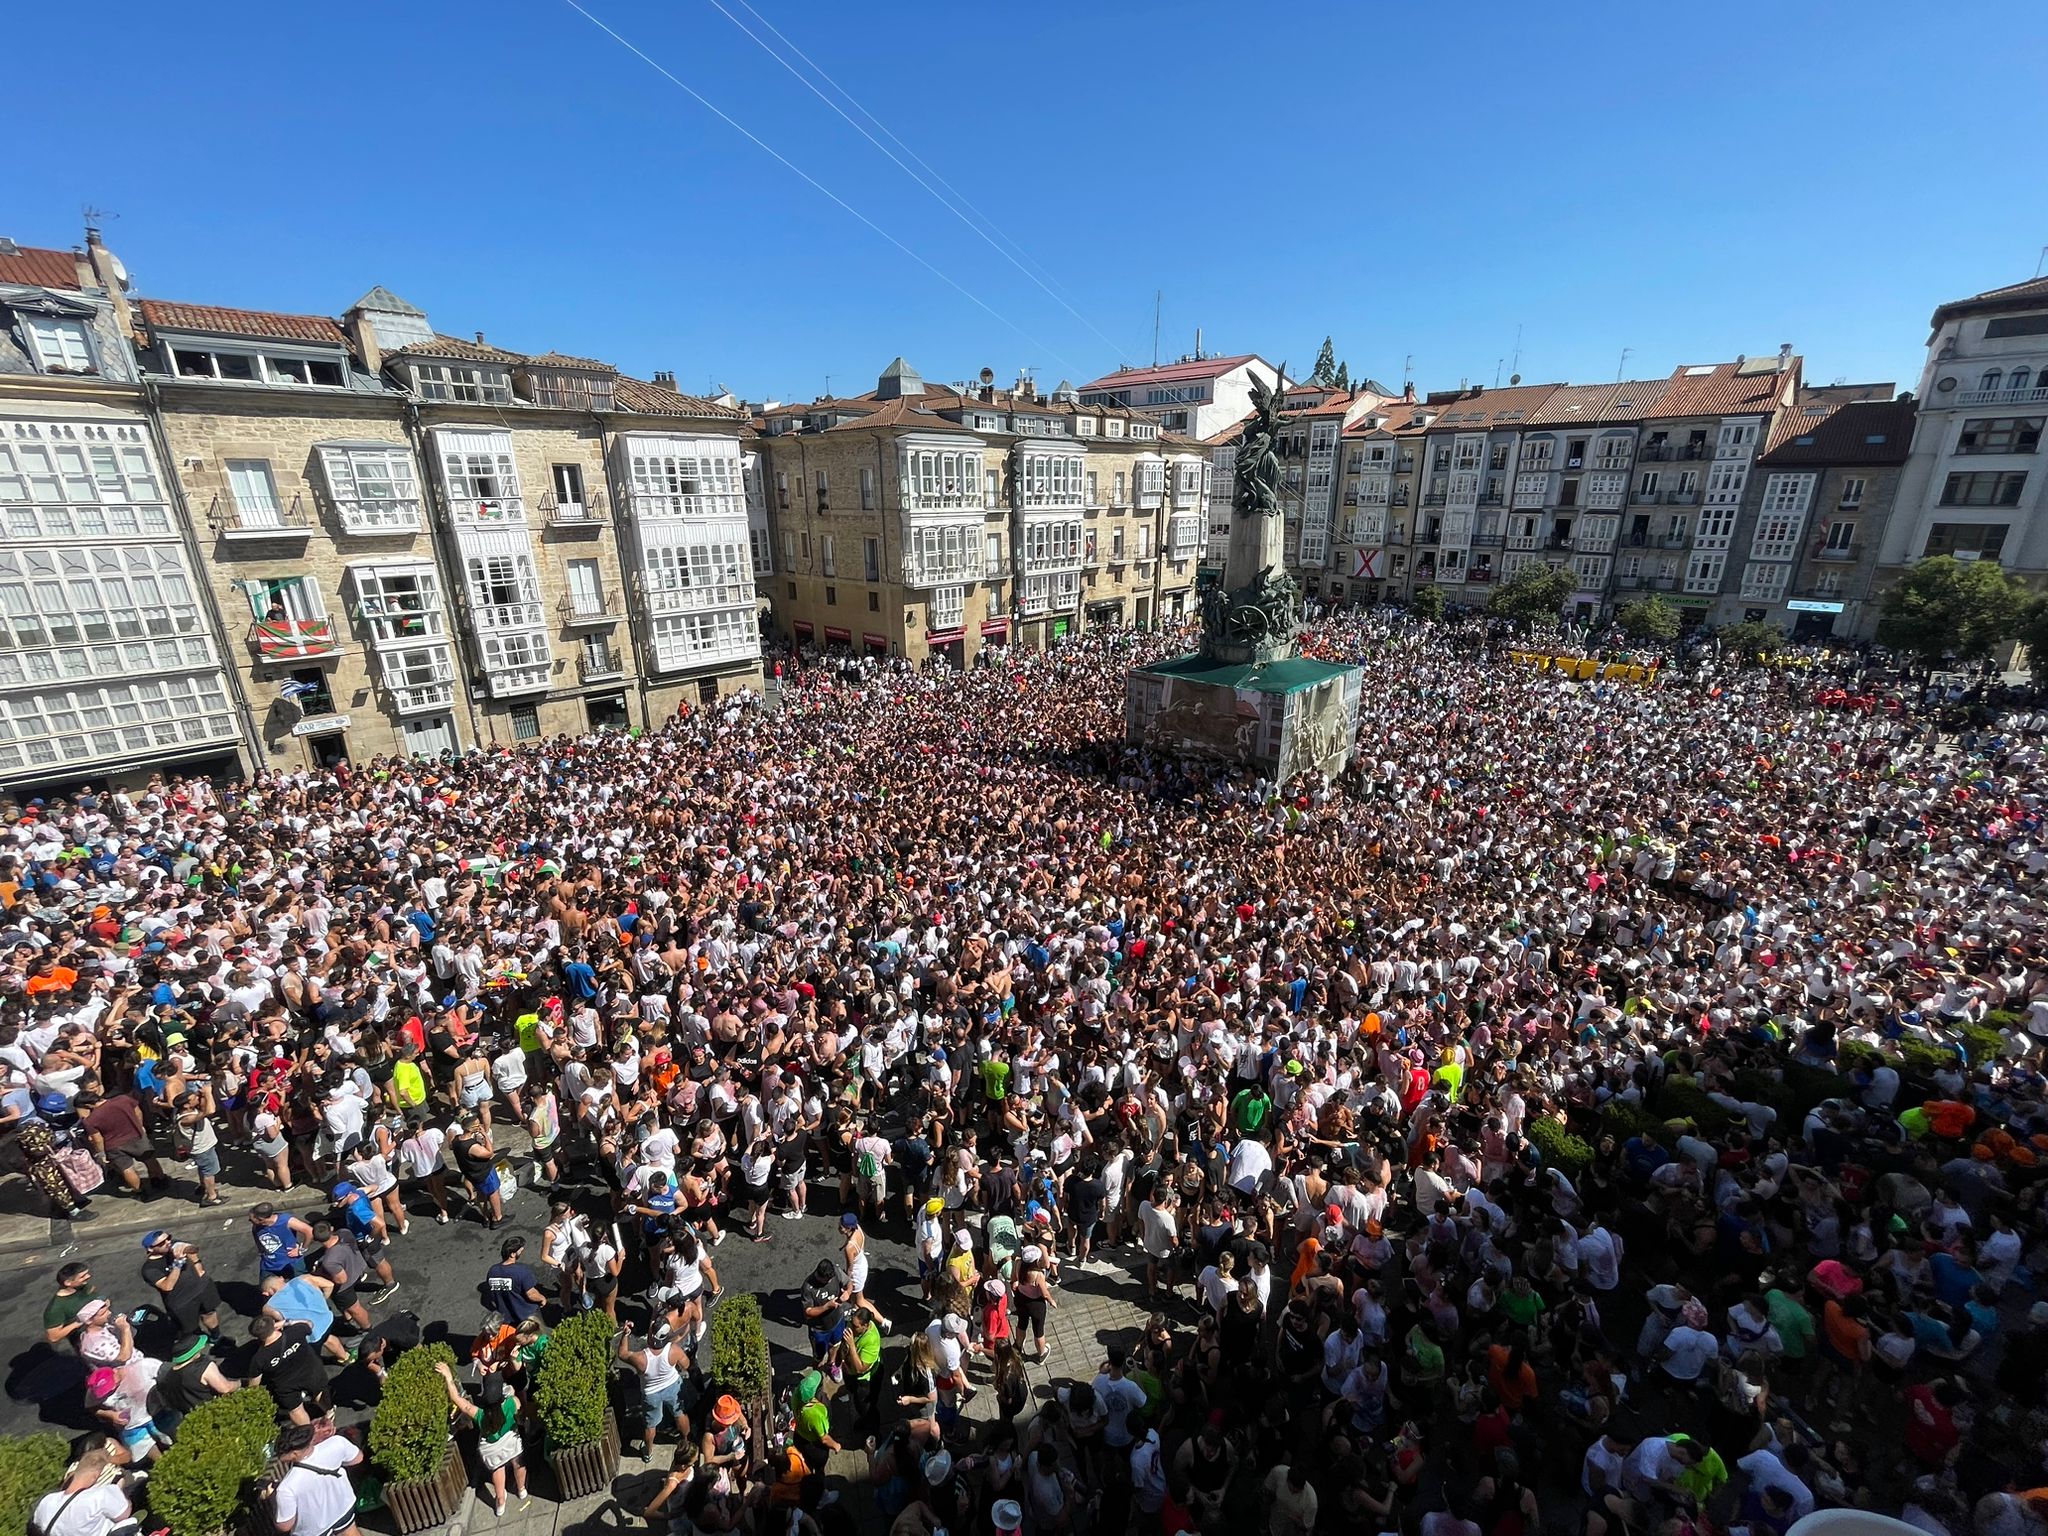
[979,367,995,385]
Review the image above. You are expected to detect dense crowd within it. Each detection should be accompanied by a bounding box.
[8,609,2048,1536]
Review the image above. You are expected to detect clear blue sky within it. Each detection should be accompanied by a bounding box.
[12,1,2047,403]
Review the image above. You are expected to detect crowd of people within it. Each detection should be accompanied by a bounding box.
[7,608,2048,1536]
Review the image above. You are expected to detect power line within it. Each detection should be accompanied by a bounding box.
[703,0,1127,368]
[559,0,1071,370]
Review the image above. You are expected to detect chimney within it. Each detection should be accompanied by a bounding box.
[653,369,677,390]
[1777,343,1793,373]
[344,309,382,374]
[1403,382,1416,403]
[475,331,487,345]
[82,227,134,339]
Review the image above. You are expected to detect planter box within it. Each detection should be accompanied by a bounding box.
[546,1407,621,1500]
[384,1441,469,1535]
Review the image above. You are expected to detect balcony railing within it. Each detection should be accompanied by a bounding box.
[627,490,745,523]
[899,488,982,513]
[1595,455,1632,469]
[334,496,425,535]
[1667,490,1698,505]
[1955,385,2048,407]
[640,580,755,615]
[1812,543,1862,562]
[578,646,625,682]
[559,591,617,625]
[1466,568,1493,584]
[1637,444,1709,462]
[485,662,552,698]
[902,559,984,588]
[470,599,547,631]
[450,495,527,526]
[1422,492,1447,506]
[210,491,313,540]
[541,488,608,527]
[247,616,339,659]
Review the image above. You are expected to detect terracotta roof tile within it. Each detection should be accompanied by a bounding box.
[1421,382,1566,432]
[527,351,616,372]
[1646,359,1799,419]
[823,396,974,433]
[1758,397,1914,467]
[136,299,346,345]
[613,375,747,421]
[1080,354,1265,391]
[0,243,83,290]
[389,333,527,364]
[1930,275,2048,332]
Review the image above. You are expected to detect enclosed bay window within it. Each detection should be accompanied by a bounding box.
[318,445,421,532]
[411,363,513,403]
[349,564,446,643]
[26,315,96,374]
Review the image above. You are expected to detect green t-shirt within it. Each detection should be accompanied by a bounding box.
[43,1288,99,1336]
[1231,1089,1271,1131]
[794,1400,832,1445]
[1765,1288,1815,1359]
[1500,1287,1547,1328]
[853,1321,882,1375]
[980,1058,1011,1101]
[1406,1326,1445,1377]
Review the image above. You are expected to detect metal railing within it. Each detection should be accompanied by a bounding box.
[558,591,616,625]
[210,491,313,538]
[541,488,608,527]
[1812,544,1862,562]
[578,646,625,681]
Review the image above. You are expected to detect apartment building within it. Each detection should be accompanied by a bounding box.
[1333,391,1434,604]
[137,296,461,768]
[1881,277,2048,585]
[0,236,244,792]
[753,361,1202,666]
[1633,351,1803,622]
[1413,381,1568,600]
[1717,393,1914,639]
[1079,354,1283,440]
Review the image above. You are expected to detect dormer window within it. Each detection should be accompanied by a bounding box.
[166,342,344,387]
[412,363,513,404]
[1075,416,1097,436]
[525,372,616,411]
[25,315,97,375]
[1105,418,1125,438]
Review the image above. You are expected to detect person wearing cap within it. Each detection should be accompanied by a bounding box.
[145,1331,242,1437]
[790,1368,841,1455]
[141,1229,222,1337]
[617,1318,692,1461]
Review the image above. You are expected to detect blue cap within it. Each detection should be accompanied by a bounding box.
[34,1092,69,1116]
[839,1211,860,1229]
[330,1182,359,1201]
[141,1229,171,1249]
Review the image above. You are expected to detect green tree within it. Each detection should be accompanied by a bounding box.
[2016,596,2048,685]
[1875,555,2030,666]
[1486,563,1574,625]
[1410,584,1446,620]
[1716,619,1786,660]
[1310,337,1337,388]
[1333,361,1351,392]
[1614,595,1680,642]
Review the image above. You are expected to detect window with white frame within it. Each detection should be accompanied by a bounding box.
[821,535,835,576]
[1136,462,1165,502]
[1750,513,1803,561]
[241,573,326,626]
[0,434,165,530]
[1019,454,1085,508]
[464,552,541,624]
[168,342,346,388]
[26,316,95,374]
[318,445,419,529]
[481,630,549,673]
[0,675,236,773]
[648,608,755,669]
[986,532,1002,572]
[0,545,206,647]
[1675,470,1698,496]
[410,362,512,403]
[1705,462,1749,503]
[1636,470,1660,499]
[1739,561,1790,600]
[859,466,874,510]
[1822,520,1855,552]
[1760,472,1815,516]
[1075,416,1097,437]
[930,585,965,629]
[1683,551,1725,593]
[628,444,743,517]
[349,564,445,642]
[1520,438,1555,467]
[1717,421,1758,452]
[225,460,282,527]
[440,447,519,503]
[1135,524,1153,559]
[1837,477,1866,508]
[1571,555,1605,586]
[378,645,454,700]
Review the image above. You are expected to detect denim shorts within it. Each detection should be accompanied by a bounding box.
[643,1376,684,1429]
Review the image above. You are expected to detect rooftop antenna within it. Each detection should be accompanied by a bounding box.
[81,203,118,232]
[1616,347,1633,383]
[2035,245,2048,278]
[1511,324,1522,380]
[824,375,831,398]
[1152,290,1161,367]
[1494,358,1504,388]
[1403,353,1414,389]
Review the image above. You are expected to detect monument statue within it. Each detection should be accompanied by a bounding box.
[1126,366,1361,782]
[1200,373,1302,665]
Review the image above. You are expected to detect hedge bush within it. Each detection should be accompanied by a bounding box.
[368,1343,458,1485]
[147,1385,278,1536]
[1598,1100,1658,1142]
[0,1432,71,1536]
[530,1309,615,1451]
[1652,1077,1734,1129]
[1524,1115,1592,1177]
[1963,1021,2009,1065]
[1837,1041,1887,1072]
[708,1294,771,1406]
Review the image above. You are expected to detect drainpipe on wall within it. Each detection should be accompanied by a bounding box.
[143,376,264,778]
[593,415,654,729]
[402,400,491,750]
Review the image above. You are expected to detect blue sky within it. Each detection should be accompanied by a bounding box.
[13,1,2048,404]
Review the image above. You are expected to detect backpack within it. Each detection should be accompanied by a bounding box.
[856,1148,880,1180]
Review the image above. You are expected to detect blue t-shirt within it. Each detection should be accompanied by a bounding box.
[269,1276,334,1340]
[253,1214,300,1274]
[485,1261,541,1323]
[563,961,598,999]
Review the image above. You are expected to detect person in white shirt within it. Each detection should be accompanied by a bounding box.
[31,1450,131,1536]
[272,1422,365,1536]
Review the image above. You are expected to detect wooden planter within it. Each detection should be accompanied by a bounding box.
[546,1407,621,1500]
[383,1441,469,1535]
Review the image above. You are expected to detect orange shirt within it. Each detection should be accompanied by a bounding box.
[1823,1300,1870,1362]
[1487,1344,1538,1413]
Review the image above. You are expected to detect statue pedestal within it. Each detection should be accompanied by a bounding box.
[1126,653,1362,781]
